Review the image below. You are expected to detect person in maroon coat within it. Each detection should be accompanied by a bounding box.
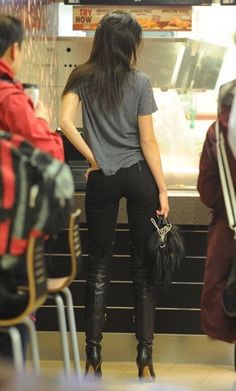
[198,81,236,343]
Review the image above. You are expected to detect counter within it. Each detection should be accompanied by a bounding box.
[37,189,211,338]
[74,189,212,226]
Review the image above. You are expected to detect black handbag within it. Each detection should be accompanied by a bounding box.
[146,216,185,288]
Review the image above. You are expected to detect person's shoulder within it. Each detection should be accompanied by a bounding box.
[206,121,217,144]
[128,70,151,91]
[131,69,150,82]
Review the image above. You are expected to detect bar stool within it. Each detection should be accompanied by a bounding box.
[0,236,47,373]
[47,208,82,378]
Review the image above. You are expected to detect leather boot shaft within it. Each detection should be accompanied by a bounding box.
[130,245,156,349]
[85,244,113,348]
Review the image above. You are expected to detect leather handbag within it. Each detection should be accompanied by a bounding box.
[215,120,236,316]
[146,216,185,288]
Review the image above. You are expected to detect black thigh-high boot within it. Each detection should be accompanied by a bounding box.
[84,244,113,379]
[131,245,156,381]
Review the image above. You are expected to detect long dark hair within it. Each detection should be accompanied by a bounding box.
[62,10,142,111]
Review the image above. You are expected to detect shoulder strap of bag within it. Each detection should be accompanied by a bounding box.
[0,74,15,83]
[215,120,236,239]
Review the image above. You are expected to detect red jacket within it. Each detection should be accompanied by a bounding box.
[0,59,64,161]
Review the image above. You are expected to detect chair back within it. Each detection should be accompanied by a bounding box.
[47,208,82,293]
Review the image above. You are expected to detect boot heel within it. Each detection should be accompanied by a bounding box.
[136,346,156,382]
[138,362,155,381]
[84,345,102,379]
[85,360,102,379]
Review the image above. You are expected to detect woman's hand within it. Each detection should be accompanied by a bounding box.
[156,191,169,218]
[85,164,100,180]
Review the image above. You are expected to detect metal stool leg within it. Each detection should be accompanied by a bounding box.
[52,293,71,377]
[7,327,24,372]
[63,287,81,378]
[22,317,40,373]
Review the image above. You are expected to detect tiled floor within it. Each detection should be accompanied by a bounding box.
[1,360,236,390]
[38,361,236,391]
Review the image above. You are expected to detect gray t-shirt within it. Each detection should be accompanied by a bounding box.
[74,70,157,175]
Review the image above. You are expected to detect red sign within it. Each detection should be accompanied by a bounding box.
[73,6,192,31]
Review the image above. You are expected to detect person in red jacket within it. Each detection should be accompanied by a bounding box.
[0,14,64,161]
[0,14,64,362]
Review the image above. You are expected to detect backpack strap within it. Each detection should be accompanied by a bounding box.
[215,120,236,239]
[0,139,15,209]
[0,74,15,83]
[0,132,30,256]
[9,138,36,255]
[0,139,15,255]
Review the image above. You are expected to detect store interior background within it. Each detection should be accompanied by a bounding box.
[1,0,236,187]
[1,0,236,369]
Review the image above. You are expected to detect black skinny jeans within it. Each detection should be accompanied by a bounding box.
[85,160,159,348]
[85,160,159,252]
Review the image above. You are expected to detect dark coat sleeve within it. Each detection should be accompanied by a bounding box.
[197,123,222,210]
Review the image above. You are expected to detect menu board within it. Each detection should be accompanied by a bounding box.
[65,0,211,5]
[73,6,192,30]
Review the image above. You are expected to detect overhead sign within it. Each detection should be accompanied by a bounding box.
[66,0,211,5]
[73,6,192,31]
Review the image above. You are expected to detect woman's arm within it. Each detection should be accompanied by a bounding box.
[138,114,169,217]
[60,92,98,168]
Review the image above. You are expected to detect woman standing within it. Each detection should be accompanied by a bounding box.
[60,10,169,380]
[198,80,236,344]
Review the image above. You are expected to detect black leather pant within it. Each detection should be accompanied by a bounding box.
[85,161,159,354]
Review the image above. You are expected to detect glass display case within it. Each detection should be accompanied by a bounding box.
[57,2,236,190]
[5,2,231,191]
[57,34,227,189]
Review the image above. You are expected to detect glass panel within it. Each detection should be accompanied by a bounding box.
[0,0,59,129]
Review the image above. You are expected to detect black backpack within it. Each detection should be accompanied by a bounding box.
[0,130,74,286]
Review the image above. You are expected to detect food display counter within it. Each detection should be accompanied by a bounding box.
[37,182,211,337]
[74,189,211,226]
